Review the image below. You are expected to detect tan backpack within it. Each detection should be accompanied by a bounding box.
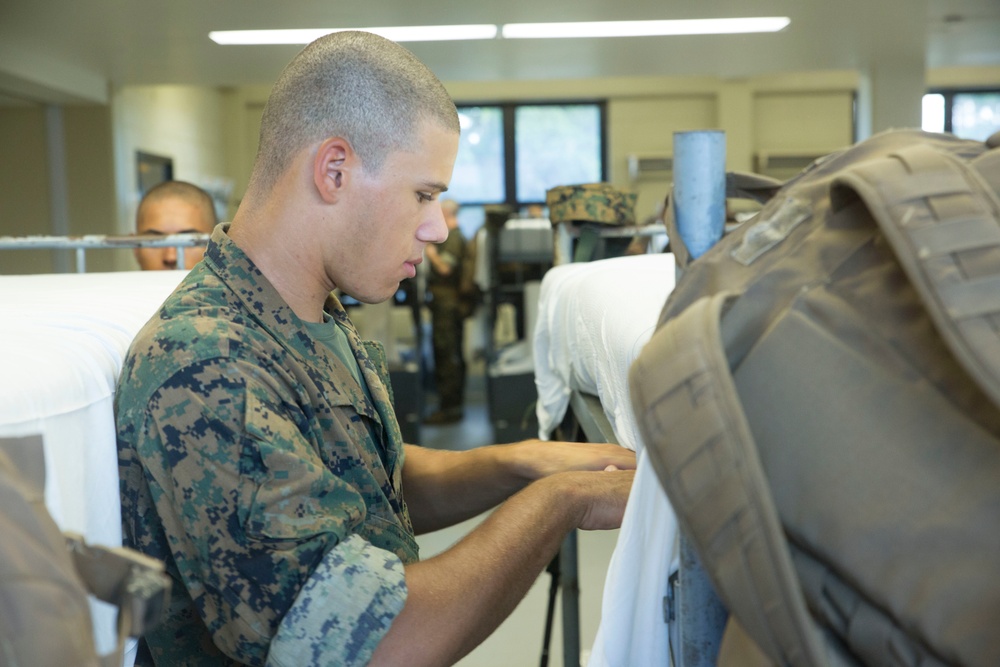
[0,435,170,667]
[630,128,1000,666]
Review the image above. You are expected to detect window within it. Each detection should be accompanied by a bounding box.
[447,101,607,236]
[921,94,946,134]
[514,104,604,203]
[953,92,1000,141]
[452,106,505,204]
[922,90,1000,142]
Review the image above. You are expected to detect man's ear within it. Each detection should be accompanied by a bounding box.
[313,137,354,204]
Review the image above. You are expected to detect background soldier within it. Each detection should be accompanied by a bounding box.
[424,198,467,424]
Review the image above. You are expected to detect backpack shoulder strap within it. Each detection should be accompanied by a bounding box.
[629,292,825,666]
[0,437,101,665]
[831,142,1000,408]
[0,436,171,667]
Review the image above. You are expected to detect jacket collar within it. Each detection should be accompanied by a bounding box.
[203,224,388,427]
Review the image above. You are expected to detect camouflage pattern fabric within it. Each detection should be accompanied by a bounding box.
[546,183,639,226]
[116,224,415,666]
[427,226,464,290]
[428,227,467,411]
[265,534,406,666]
[428,287,466,412]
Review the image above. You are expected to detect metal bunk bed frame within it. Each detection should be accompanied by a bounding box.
[0,233,211,273]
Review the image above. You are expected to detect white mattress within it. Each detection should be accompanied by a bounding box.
[534,252,675,451]
[531,253,680,667]
[0,269,186,659]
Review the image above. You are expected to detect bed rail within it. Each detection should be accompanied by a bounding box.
[0,233,210,273]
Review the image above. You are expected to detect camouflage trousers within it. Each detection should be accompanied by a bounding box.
[428,287,466,411]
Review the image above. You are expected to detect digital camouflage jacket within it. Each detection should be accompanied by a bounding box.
[116,225,415,666]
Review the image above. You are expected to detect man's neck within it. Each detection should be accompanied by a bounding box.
[228,206,332,324]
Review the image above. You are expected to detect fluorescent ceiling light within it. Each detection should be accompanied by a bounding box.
[210,18,789,45]
[502,17,791,39]
[209,25,498,45]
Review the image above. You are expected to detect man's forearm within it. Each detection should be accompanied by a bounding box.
[402,444,530,534]
[402,440,638,534]
[371,469,630,667]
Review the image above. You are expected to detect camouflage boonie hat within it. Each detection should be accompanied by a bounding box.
[546,183,638,226]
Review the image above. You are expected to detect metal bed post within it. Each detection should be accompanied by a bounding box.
[558,391,620,667]
[560,530,580,667]
[549,219,581,667]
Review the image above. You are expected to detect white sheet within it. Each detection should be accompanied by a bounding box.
[532,253,680,667]
[534,252,674,451]
[0,270,186,660]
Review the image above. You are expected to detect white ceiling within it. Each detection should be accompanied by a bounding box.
[0,0,998,103]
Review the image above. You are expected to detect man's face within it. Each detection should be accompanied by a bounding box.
[331,121,459,304]
[134,198,214,270]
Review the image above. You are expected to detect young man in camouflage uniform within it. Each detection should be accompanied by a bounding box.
[116,30,635,667]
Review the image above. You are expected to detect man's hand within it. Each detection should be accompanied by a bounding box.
[549,467,636,531]
[509,439,637,481]
[372,460,634,667]
[402,440,636,534]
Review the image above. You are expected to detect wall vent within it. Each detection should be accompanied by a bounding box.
[627,154,672,182]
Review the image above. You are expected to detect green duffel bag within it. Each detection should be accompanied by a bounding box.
[630,128,1000,666]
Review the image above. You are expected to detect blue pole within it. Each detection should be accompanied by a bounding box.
[670,130,729,667]
[672,131,726,260]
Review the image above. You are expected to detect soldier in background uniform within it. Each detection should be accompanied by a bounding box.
[424,198,466,425]
[115,30,635,667]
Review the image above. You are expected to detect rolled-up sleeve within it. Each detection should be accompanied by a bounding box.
[266,533,407,667]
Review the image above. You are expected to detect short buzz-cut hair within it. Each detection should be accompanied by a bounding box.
[137,180,218,229]
[248,30,460,195]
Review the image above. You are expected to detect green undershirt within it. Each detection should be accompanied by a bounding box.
[303,315,374,406]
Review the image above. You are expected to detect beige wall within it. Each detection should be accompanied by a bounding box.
[0,107,50,273]
[609,94,717,220]
[226,73,864,222]
[65,105,117,271]
[225,85,271,210]
[0,105,116,274]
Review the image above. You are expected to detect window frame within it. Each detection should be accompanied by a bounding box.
[452,99,609,209]
[925,87,1000,138]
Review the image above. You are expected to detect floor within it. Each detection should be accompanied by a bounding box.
[415,364,620,667]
